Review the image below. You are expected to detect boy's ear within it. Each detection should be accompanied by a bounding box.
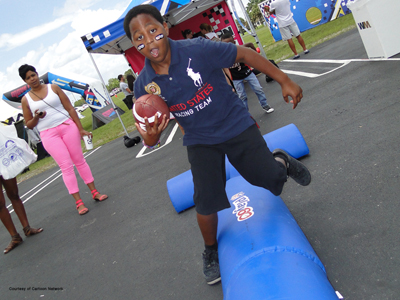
[163,22,169,36]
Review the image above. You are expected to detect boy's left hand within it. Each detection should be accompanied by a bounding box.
[136,113,169,146]
[281,79,303,109]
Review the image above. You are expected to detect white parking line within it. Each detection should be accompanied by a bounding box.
[136,123,180,158]
[7,146,102,213]
[280,58,400,78]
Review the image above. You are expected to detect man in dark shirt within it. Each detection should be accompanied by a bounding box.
[221,33,274,113]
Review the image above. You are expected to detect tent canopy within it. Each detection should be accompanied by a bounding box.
[81,0,227,55]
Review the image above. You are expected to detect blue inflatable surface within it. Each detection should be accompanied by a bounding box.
[218,176,338,299]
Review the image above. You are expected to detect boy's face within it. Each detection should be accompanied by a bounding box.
[129,14,170,64]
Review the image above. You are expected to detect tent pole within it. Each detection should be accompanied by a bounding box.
[88,53,130,137]
[231,0,268,59]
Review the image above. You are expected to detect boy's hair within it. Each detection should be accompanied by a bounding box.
[220,32,234,41]
[124,4,164,41]
[18,64,37,80]
[118,74,123,81]
[199,23,212,33]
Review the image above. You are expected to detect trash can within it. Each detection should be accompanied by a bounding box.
[348,0,400,59]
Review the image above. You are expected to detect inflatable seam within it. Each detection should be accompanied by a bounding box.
[225,245,326,285]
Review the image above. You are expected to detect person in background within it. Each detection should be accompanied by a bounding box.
[221,33,274,113]
[0,176,43,254]
[265,0,309,59]
[0,124,43,254]
[181,29,193,39]
[19,64,108,216]
[126,74,136,102]
[118,74,134,110]
[199,23,219,41]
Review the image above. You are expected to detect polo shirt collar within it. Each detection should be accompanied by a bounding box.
[144,38,180,78]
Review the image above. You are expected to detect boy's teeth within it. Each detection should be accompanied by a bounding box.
[150,49,159,57]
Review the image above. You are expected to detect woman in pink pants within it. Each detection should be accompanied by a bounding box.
[20,64,107,215]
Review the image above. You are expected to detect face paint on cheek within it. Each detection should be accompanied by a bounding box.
[155,34,164,41]
[137,44,145,51]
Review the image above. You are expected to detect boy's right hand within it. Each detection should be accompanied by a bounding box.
[281,79,303,109]
[135,113,169,146]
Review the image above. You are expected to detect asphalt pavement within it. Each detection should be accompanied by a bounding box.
[1,28,399,300]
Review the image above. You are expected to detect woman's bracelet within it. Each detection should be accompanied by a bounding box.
[142,139,161,150]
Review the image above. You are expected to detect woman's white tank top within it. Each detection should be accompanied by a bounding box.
[25,84,70,132]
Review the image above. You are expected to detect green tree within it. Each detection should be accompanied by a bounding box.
[246,0,263,26]
[73,99,86,107]
[106,78,119,92]
[235,18,249,34]
[124,69,134,78]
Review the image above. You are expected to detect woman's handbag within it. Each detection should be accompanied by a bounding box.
[0,126,37,179]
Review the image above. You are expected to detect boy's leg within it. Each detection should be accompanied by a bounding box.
[187,145,228,285]
[224,124,311,193]
[197,213,218,246]
[224,125,287,195]
[232,79,249,110]
[245,73,274,112]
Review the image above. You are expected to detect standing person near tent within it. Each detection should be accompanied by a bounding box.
[123,5,310,285]
[0,125,43,254]
[181,29,194,39]
[221,32,274,113]
[265,0,309,59]
[199,23,219,41]
[118,74,134,110]
[19,64,108,216]
[0,175,43,254]
[126,74,136,101]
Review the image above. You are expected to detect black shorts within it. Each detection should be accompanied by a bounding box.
[187,124,287,215]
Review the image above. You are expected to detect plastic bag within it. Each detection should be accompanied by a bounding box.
[0,126,37,179]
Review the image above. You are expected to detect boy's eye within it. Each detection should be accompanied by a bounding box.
[137,35,143,41]
[150,29,156,34]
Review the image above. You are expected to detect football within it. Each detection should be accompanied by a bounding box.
[133,94,170,131]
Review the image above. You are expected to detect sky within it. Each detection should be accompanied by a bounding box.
[0,0,249,110]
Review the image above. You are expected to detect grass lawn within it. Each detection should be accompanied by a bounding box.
[18,13,357,182]
[242,14,356,62]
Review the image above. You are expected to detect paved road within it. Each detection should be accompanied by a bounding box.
[1,28,399,300]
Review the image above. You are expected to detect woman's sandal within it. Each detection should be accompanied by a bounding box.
[4,234,23,254]
[76,199,89,215]
[23,226,43,237]
[91,189,108,201]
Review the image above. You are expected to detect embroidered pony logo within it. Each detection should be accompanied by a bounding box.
[186,58,203,88]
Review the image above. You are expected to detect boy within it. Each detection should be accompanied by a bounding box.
[124,5,311,285]
[221,32,274,113]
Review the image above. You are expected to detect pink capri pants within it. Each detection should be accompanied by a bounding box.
[40,119,94,194]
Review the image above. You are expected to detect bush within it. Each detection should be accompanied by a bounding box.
[74,99,86,107]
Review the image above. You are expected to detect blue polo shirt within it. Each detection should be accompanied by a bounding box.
[134,38,255,146]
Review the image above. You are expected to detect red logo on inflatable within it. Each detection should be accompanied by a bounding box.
[230,192,254,222]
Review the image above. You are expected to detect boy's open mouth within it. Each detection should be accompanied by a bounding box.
[150,48,159,58]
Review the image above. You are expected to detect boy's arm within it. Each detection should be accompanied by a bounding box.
[235,46,303,109]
